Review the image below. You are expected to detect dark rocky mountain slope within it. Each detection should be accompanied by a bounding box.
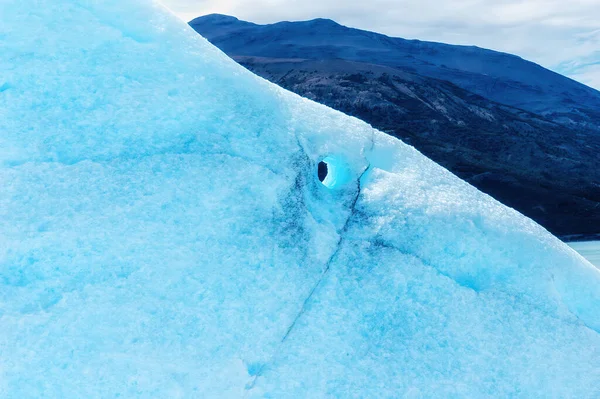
[190,14,600,239]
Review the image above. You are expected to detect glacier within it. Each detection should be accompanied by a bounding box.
[0,0,599,397]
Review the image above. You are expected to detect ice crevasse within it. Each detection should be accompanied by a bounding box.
[0,0,599,397]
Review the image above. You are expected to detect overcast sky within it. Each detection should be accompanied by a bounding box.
[160,0,600,90]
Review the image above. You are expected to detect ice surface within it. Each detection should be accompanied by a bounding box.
[0,1,599,397]
[569,241,600,268]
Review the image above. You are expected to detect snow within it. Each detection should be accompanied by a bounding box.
[0,1,599,397]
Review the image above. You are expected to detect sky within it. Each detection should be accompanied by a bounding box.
[160,0,600,90]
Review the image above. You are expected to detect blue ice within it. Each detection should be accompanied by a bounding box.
[0,0,598,397]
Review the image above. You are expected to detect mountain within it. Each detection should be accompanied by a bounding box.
[2,1,599,397]
[190,14,600,129]
[190,14,600,239]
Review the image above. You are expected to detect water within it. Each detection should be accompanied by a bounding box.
[568,241,600,268]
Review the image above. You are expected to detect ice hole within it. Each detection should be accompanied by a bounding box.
[318,161,329,183]
[318,156,351,189]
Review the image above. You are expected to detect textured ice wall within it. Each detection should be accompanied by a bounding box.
[0,1,599,397]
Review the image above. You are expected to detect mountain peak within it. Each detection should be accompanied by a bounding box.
[304,17,340,25]
[189,13,240,25]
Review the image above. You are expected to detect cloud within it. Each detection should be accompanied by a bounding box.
[160,0,600,89]
[569,64,600,89]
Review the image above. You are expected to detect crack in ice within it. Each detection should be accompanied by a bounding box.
[245,162,371,393]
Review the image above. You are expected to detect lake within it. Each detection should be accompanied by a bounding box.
[568,241,600,268]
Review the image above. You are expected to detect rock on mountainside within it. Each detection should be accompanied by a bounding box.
[190,14,600,239]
